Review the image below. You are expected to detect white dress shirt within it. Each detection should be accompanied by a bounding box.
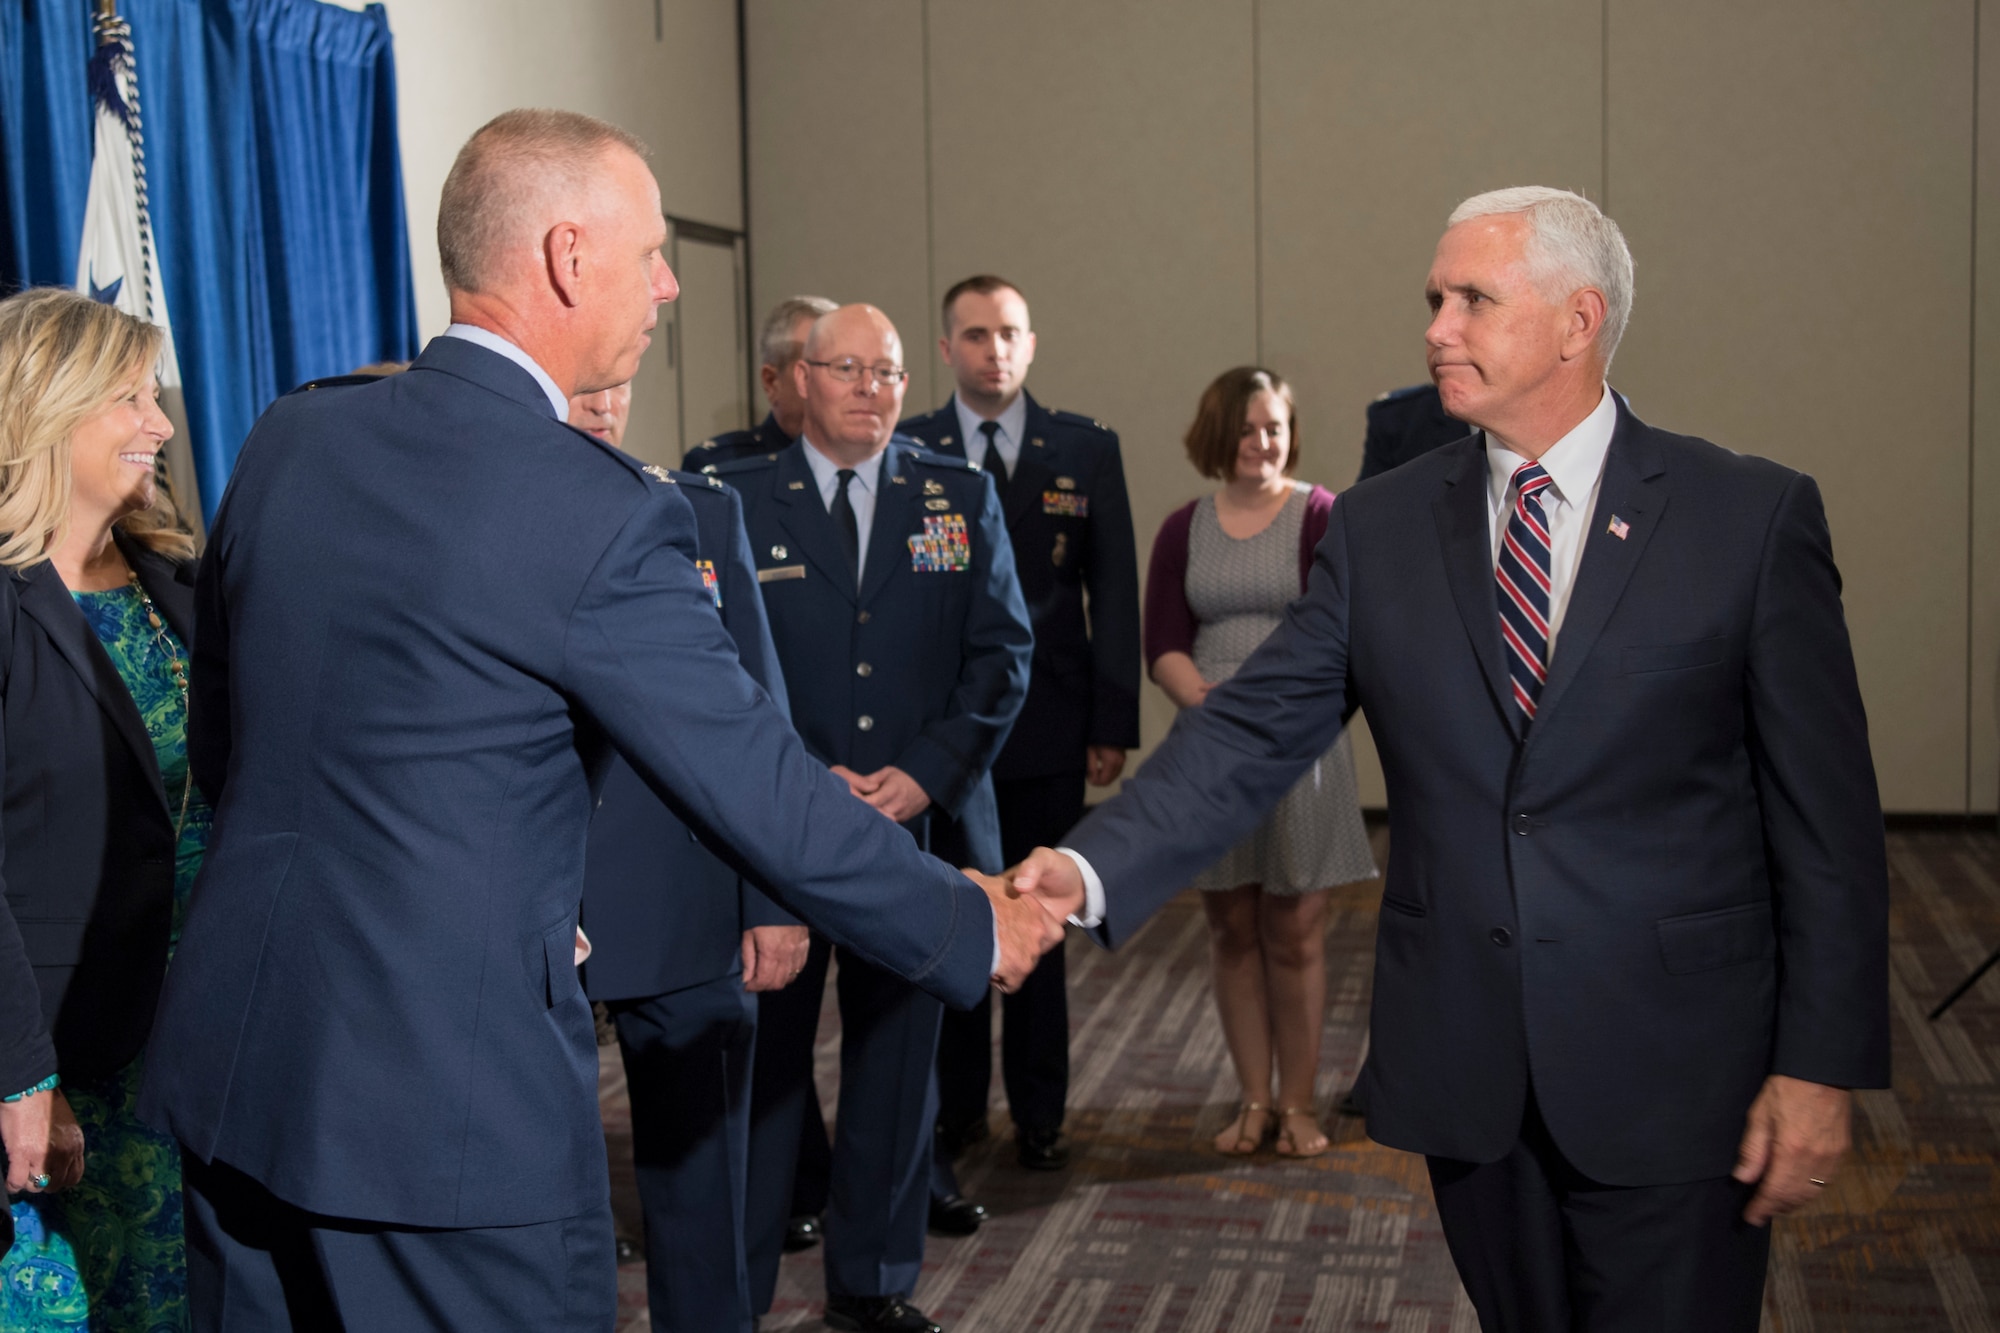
[953,393,1029,476]
[441,323,569,421]
[1059,387,1618,929]
[1483,385,1617,659]
[799,437,885,583]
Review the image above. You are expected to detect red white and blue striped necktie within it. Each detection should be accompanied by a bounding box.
[1496,460,1555,723]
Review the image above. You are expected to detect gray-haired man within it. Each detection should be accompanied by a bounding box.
[683,295,838,471]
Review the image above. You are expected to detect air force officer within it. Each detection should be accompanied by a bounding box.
[141,110,1063,1333]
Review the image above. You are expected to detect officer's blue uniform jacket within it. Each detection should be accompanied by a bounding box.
[714,439,1032,870]
[582,470,798,1004]
[139,337,997,1230]
[898,392,1140,780]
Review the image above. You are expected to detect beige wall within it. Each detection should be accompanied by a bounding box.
[746,1,1993,813]
[371,0,743,460]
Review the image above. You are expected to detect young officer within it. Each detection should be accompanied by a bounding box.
[900,276,1141,1172]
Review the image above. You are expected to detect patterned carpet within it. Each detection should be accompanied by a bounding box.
[601,827,2000,1331]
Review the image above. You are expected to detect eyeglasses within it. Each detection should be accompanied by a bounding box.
[804,359,908,385]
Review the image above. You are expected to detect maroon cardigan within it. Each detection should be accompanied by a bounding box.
[1143,484,1337,669]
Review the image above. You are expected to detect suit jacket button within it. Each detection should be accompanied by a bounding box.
[1513,813,1532,835]
[857,610,871,624]
[857,715,875,731]
[856,662,873,677]
[1490,927,1513,947]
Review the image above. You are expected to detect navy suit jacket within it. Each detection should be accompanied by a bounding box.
[900,393,1141,779]
[581,470,798,1004]
[0,534,193,1093]
[1068,400,1889,1186]
[141,337,997,1228]
[717,440,1032,872]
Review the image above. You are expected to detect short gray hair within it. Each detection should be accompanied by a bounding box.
[758,296,838,368]
[437,109,650,294]
[1448,187,1634,367]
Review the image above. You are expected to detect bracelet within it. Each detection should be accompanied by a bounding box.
[2,1074,58,1103]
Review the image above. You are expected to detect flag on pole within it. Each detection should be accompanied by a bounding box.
[75,7,201,525]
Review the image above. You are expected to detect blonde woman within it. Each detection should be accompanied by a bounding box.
[1144,367,1376,1159]
[0,288,202,1330]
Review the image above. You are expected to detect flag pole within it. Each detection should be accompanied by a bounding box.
[94,0,116,19]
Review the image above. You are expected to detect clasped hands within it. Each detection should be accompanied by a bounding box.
[969,847,1089,994]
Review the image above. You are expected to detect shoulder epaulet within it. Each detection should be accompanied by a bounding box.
[667,467,728,493]
[909,448,980,472]
[710,453,779,476]
[1047,407,1114,434]
[287,373,385,396]
[1373,384,1430,404]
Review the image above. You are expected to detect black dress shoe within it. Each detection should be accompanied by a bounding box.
[784,1213,823,1252]
[927,1192,987,1236]
[1016,1127,1070,1171]
[823,1293,943,1332]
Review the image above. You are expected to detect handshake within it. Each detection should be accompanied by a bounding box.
[964,848,1091,993]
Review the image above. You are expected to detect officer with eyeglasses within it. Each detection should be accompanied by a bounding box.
[717,304,1030,1333]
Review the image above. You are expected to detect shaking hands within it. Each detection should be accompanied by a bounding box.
[961,847,1096,993]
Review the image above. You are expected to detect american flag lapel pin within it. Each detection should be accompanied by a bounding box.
[1608,515,1631,540]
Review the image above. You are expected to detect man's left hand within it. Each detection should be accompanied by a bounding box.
[1086,746,1126,787]
[858,767,931,823]
[1733,1074,1852,1225]
[741,925,812,993]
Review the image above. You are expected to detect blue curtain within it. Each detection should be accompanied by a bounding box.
[0,0,418,522]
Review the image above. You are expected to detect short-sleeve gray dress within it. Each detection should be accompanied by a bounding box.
[1185,485,1378,895]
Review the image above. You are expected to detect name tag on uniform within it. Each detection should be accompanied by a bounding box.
[1043,491,1089,518]
[909,514,970,573]
[694,559,722,608]
[758,564,806,583]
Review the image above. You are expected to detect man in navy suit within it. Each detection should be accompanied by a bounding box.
[722,304,1032,1333]
[569,382,805,1333]
[140,110,1062,1333]
[900,276,1141,1174]
[1014,187,1888,1330]
[684,295,836,472]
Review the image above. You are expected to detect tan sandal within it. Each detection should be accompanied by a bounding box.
[1215,1102,1273,1155]
[1274,1106,1329,1158]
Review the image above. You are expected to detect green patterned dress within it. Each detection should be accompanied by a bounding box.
[1,583,209,1332]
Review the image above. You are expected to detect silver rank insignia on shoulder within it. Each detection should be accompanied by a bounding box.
[926,498,951,511]
[642,465,676,484]
[923,480,945,496]
[771,544,788,560]
[1055,476,1076,490]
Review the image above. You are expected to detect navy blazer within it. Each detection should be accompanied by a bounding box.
[0,533,193,1093]
[717,440,1032,871]
[1356,383,1474,483]
[140,336,997,1229]
[581,470,798,1003]
[1068,400,1889,1187]
[900,393,1141,779]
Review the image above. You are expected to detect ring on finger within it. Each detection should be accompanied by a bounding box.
[28,1173,50,1190]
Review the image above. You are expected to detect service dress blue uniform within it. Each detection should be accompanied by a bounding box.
[684,413,925,476]
[720,438,1031,1312]
[144,336,1000,1332]
[581,469,794,1333]
[898,392,1140,1150]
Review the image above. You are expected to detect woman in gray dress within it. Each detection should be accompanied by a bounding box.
[1144,367,1377,1159]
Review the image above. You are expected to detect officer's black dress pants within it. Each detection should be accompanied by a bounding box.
[936,768,1084,1138]
[612,972,758,1333]
[182,1151,616,1332]
[1426,1094,1770,1332]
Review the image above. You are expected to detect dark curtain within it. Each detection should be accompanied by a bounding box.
[0,0,418,522]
